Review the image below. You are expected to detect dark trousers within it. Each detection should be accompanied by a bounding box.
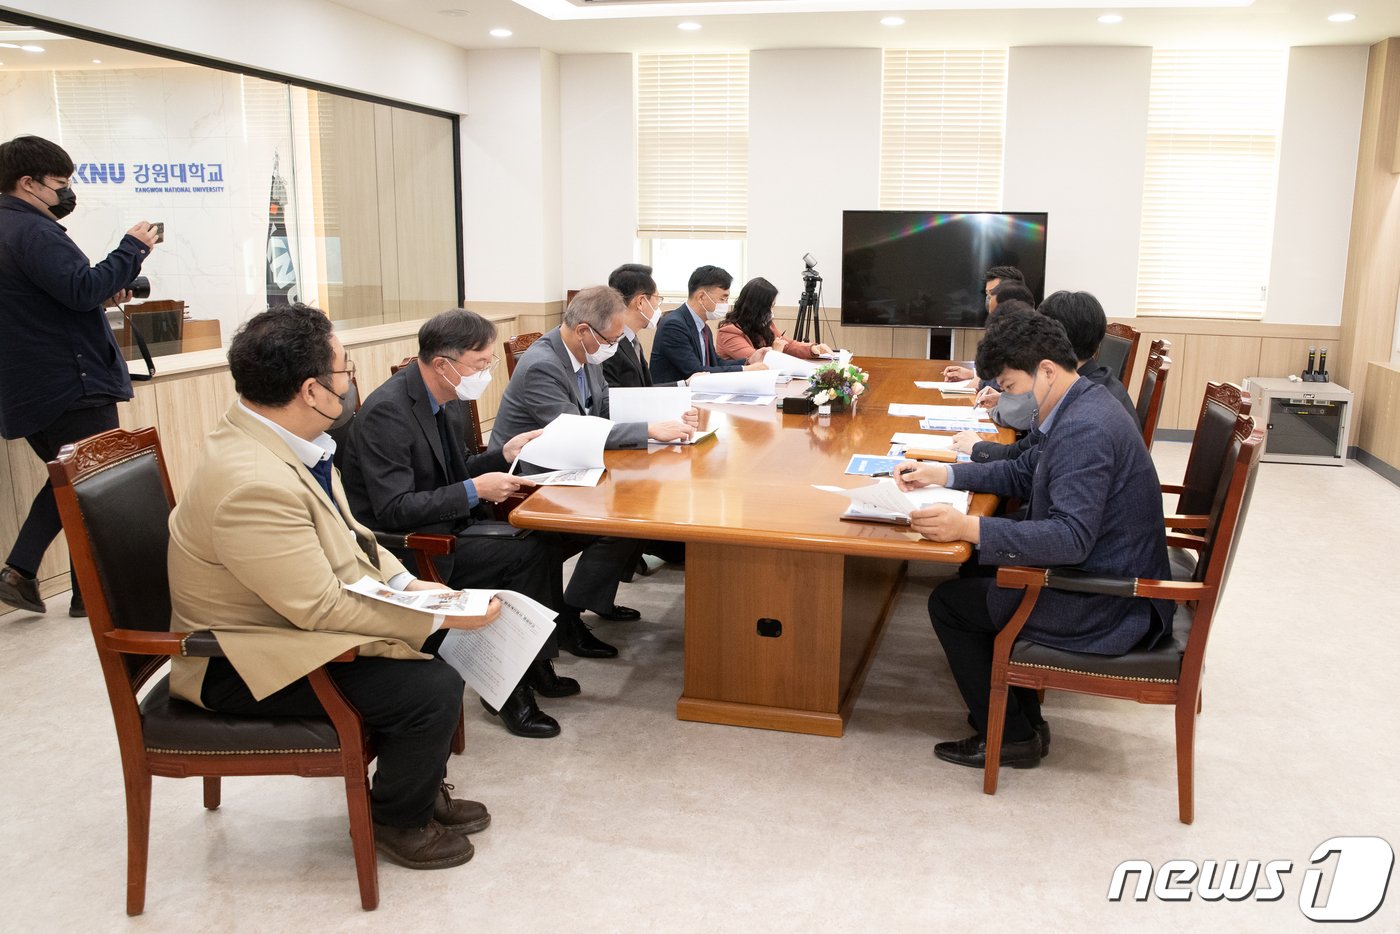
[552,532,637,613]
[200,630,462,828]
[928,576,1042,743]
[438,524,559,659]
[7,404,120,584]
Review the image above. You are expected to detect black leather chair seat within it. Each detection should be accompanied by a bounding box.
[1010,604,1194,682]
[1168,547,1198,580]
[140,677,341,754]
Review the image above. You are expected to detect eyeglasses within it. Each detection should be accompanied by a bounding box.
[584,323,622,347]
[326,359,357,379]
[444,354,499,375]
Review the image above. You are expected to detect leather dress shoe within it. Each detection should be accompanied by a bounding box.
[374,818,474,869]
[527,657,580,697]
[480,683,561,738]
[0,566,45,615]
[69,588,87,619]
[934,731,1042,770]
[594,604,641,622]
[558,615,618,658]
[434,783,490,835]
[968,713,1051,757]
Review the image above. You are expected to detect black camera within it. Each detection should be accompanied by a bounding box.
[128,275,151,300]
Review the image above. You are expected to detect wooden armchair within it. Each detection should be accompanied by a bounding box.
[981,414,1264,824]
[1162,381,1251,578]
[1098,322,1141,385]
[1135,351,1172,449]
[48,428,380,914]
[503,332,543,377]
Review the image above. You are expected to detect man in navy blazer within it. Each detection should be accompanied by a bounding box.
[601,263,662,389]
[895,309,1171,770]
[649,265,769,385]
[0,135,159,617]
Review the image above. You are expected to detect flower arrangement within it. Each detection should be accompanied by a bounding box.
[804,362,869,411]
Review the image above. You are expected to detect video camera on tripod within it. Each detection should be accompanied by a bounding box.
[795,253,822,343]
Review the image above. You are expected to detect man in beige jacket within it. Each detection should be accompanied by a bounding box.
[168,304,497,871]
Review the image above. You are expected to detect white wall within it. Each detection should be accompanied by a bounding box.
[1003,46,1152,318]
[748,48,883,310]
[460,49,563,303]
[9,0,471,115]
[1265,45,1369,326]
[559,54,634,291]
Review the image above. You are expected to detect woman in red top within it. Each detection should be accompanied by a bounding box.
[715,276,833,363]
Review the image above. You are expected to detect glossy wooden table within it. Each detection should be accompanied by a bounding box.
[509,357,1008,736]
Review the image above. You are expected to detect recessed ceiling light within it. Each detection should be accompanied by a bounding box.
[881,16,905,27]
[1328,12,1356,23]
[19,45,44,53]
[678,22,702,31]
[489,27,512,38]
[438,8,469,15]
[1097,14,1123,25]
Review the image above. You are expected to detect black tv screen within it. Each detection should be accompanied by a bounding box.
[840,211,1048,329]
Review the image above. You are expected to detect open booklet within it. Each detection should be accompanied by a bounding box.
[517,468,605,486]
[812,479,971,525]
[342,577,557,710]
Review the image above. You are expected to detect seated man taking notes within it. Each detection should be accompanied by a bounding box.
[894,309,1172,771]
[490,285,696,657]
[168,304,498,871]
[649,264,772,385]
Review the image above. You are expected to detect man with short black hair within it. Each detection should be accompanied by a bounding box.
[169,303,498,871]
[341,308,572,739]
[895,309,1172,771]
[602,263,663,389]
[983,264,1025,300]
[987,279,1035,313]
[649,265,770,385]
[0,135,160,617]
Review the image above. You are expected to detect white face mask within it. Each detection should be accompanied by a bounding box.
[582,327,619,365]
[706,302,729,322]
[639,297,660,330]
[448,361,493,401]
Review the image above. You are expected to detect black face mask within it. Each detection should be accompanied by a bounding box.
[45,183,77,220]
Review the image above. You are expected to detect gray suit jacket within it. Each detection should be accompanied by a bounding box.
[489,328,648,467]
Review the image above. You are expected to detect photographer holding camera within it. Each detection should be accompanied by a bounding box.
[0,134,159,617]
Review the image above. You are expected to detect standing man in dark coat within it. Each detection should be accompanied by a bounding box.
[896,309,1171,770]
[0,135,159,616]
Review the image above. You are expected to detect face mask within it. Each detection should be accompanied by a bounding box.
[448,361,493,401]
[43,182,77,220]
[581,328,619,366]
[993,389,1036,431]
[313,377,357,430]
[638,298,660,330]
[706,302,729,322]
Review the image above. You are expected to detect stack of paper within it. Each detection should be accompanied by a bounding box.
[888,403,990,420]
[763,350,823,378]
[813,479,972,525]
[609,386,692,424]
[914,380,978,394]
[514,413,610,470]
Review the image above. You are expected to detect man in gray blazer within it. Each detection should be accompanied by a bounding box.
[491,285,695,657]
[896,309,1172,771]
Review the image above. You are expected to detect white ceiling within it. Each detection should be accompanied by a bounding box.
[330,0,1400,53]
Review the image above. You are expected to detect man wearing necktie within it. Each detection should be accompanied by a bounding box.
[168,304,499,872]
[601,264,662,390]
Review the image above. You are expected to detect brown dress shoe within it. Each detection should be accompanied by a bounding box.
[434,783,490,834]
[0,566,46,614]
[374,818,474,869]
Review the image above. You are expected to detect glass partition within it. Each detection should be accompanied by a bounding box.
[0,17,460,356]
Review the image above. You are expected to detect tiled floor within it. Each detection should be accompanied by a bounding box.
[2,442,1397,932]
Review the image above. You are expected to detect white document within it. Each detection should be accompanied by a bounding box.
[650,426,718,445]
[763,350,823,378]
[608,386,693,424]
[516,413,611,469]
[344,576,491,616]
[888,403,990,421]
[688,369,780,395]
[690,392,775,406]
[813,480,971,521]
[914,380,978,394]
[814,349,854,367]
[518,468,605,487]
[435,591,558,711]
[890,432,956,449]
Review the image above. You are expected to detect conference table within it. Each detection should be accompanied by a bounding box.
[509,357,1011,737]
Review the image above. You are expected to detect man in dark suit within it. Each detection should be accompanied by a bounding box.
[0,135,159,617]
[649,265,770,385]
[896,309,1171,769]
[341,309,569,739]
[490,286,696,657]
[601,263,662,389]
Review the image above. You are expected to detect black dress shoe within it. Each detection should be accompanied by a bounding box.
[968,713,1051,757]
[0,566,45,614]
[69,589,87,618]
[934,732,1042,770]
[557,615,618,658]
[527,658,580,697]
[594,604,641,622]
[480,684,560,738]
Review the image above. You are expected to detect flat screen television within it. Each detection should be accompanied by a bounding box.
[840,211,1048,329]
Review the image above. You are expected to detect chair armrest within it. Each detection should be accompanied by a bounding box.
[101,630,194,656]
[1163,513,1210,529]
[373,530,456,557]
[1042,566,1208,600]
[1167,533,1206,550]
[1160,483,1186,495]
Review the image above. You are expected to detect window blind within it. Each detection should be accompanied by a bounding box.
[636,52,749,239]
[880,49,1007,211]
[1135,49,1288,318]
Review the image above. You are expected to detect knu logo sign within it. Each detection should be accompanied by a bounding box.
[1108,836,1394,923]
